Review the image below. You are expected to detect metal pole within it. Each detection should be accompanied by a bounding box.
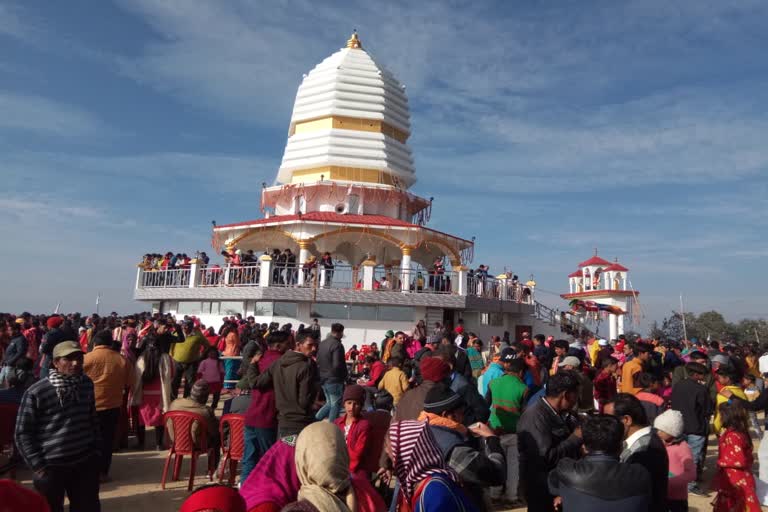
[679,294,688,341]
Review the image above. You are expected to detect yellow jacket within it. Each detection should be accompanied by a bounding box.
[620,357,644,395]
[714,385,746,434]
[84,345,133,411]
[378,367,409,405]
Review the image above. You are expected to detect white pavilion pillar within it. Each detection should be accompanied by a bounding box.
[609,314,619,341]
[297,241,310,286]
[362,258,376,291]
[135,266,143,289]
[400,247,412,292]
[455,265,468,296]
[259,254,272,287]
[189,260,199,288]
[617,313,625,337]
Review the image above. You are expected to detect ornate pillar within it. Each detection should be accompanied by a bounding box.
[400,247,412,292]
[259,254,272,287]
[297,241,310,286]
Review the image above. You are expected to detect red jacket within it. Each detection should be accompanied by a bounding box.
[334,415,372,477]
[244,349,283,429]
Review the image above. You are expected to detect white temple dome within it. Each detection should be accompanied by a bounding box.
[277,32,416,189]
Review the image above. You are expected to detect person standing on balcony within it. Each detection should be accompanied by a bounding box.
[83,330,133,482]
[316,323,347,421]
[16,341,102,512]
[170,320,211,399]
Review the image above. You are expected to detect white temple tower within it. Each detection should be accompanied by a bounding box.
[561,251,638,341]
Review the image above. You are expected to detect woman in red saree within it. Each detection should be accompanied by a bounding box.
[713,400,761,512]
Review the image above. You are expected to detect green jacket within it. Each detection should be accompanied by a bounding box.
[170,332,211,364]
[488,373,527,433]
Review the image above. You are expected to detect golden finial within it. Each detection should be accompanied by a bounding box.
[346,30,362,49]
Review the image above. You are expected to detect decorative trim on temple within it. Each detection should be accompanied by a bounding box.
[292,115,409,142]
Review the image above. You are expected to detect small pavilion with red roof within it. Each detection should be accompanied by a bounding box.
[561,250,638,340]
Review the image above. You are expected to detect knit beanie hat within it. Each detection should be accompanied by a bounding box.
[654,409,684,438]
[190,379,210,404]
[420,357,451,383]
[47,315,63,329]
[423,385,463,415]
[342,384,365,404]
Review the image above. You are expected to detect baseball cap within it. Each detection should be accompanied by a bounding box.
[53,340,83,359]
[558,356,581,368]
[500,347,517,362]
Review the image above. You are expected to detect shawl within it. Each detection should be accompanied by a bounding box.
[222,331,240,357]
[240,436,301,511]
[48,369,83,405]
[389,420,459,500]
[130,352,173,410]
[295,422,357,512]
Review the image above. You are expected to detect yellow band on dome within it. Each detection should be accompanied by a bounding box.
[292,115,408,143]
[290,166,402,186]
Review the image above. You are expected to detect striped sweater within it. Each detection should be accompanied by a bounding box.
[15,376,101,471]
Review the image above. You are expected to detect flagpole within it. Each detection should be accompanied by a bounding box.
[96,292,101,316]
[679,294,688,341]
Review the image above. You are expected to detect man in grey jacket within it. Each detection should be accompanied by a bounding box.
[315,323,347,421]
[1,323,28,385]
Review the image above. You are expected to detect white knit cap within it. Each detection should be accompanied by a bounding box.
[654,409,684,438]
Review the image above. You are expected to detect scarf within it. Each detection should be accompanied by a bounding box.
[389,420,459,500]
[48,369,83,405]
[417,411,469,436]
[295,422,357,512]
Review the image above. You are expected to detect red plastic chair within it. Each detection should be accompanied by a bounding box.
[0,403,19,479]
[161,411,213,491]
[218,413,245,485]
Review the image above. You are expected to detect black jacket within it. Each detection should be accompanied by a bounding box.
[3,334,28,367]
[429,424,505,511]
[620,429,669,512]
[316,334,347,385]
[454,349,473,381]
[517,396,582,504]
[449,372,490,425]
[255,350,319,435]
[670,378,712,436]
[548,453,651,512]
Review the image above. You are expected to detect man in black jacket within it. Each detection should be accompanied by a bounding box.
[517,371,583,512]
[315,323,347,421]
[606,393,669,512]
[549,414,651,512]
[670,361,712,494]
[255,331,319,436]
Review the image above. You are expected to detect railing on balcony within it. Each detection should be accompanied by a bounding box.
[135,261,534,304]
[139,268,191,288]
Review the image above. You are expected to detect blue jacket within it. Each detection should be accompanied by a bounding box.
[3,334,28,367]
[479,362,503,397]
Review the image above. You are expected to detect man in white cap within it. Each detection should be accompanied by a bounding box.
[15,340,102,512]
[654,409,695,510]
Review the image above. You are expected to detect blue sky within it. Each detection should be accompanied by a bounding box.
[1,0,766,330]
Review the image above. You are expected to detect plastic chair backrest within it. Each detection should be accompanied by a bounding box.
[165,410,209,453]
[0,403,19,447]
[220,413,245,459]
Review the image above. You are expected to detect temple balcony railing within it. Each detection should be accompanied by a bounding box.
[134,260,535,304]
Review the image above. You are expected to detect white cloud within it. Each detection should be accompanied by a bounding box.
[0,91,107,137]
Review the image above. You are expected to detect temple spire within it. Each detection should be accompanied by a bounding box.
[346,30,362,49]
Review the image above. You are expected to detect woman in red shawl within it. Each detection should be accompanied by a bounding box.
[713,400,761,512]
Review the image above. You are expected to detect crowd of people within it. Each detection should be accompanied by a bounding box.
[1,311,768,512]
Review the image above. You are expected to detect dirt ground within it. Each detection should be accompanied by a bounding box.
[7,424,766,511]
